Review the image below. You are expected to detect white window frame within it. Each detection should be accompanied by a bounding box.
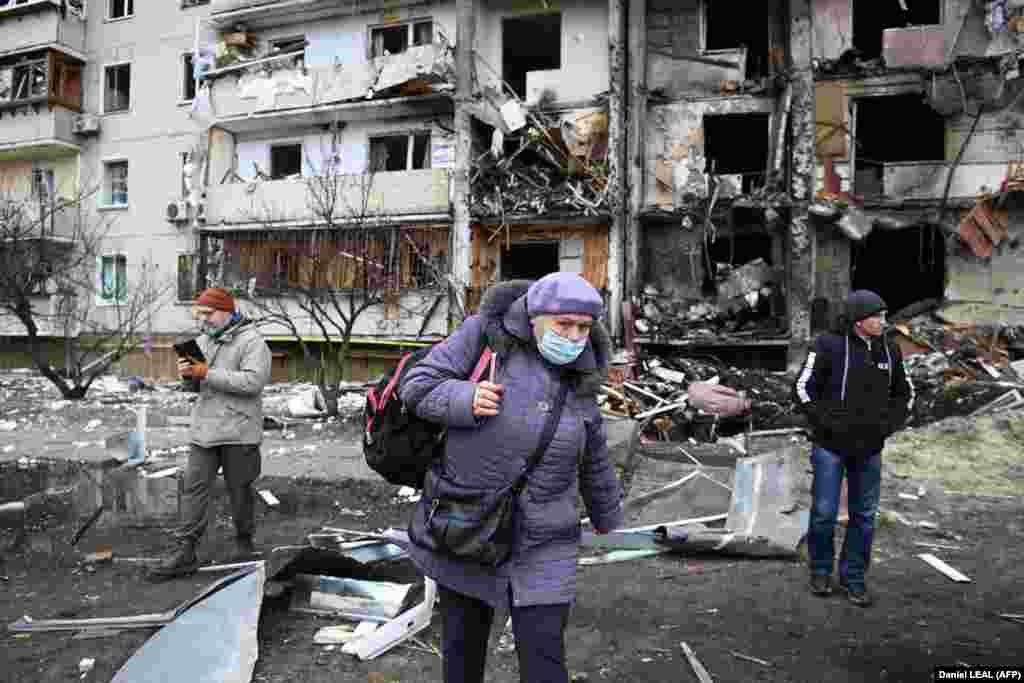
[368,131,432,172]
[100,158,129,209]
[96,253,128,306]
[102,61,132,114]
[369,18,434,59]
[106,0,133,21]
[180,52,195,102]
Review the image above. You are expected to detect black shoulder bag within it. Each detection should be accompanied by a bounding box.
[414,381,571,567]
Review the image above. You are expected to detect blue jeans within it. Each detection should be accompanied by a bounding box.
[807,446,882,591]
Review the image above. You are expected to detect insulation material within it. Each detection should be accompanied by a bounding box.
[370,43,454,96]
[238,68,313,109]
[815,80,848,158]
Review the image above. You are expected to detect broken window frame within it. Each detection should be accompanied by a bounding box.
[103,62,131,113]
[851,0,943,60]
[369,19,434,59]
[501,12,562,100]
[0,51,82,111]
[107,0,133,20]
[268,35,307,68]
[369,132,432,172]
[269,142,304,180]
[847,91,945,198]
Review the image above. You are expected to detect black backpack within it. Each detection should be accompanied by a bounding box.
[363,345,493,489]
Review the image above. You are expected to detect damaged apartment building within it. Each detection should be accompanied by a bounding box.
[5,0,1024,380]
[633,0,1024,368]
[190,0,622,379]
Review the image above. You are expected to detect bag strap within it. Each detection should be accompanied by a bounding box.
[511,380,571,495]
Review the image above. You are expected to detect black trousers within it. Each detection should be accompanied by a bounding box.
[439,583,570,683]
[177,444,261,545]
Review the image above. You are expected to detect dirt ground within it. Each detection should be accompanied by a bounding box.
[1,373,1023,682]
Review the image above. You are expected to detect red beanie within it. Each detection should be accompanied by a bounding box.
[194,287,235,312]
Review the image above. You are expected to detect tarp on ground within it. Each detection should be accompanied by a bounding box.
[111,563,265,683]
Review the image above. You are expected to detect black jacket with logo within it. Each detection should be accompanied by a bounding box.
[793,331,915,455]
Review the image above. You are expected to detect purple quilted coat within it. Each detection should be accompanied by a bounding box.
[400,280,624,608]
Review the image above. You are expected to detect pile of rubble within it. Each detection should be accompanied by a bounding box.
[470,104,610,218]
[634,258,787,341]
[603,306,1024,449]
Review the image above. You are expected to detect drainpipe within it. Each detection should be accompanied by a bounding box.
[450,0,475,327]
[626,0,647,331]
[786,0,816,369]
[607,0,627,340]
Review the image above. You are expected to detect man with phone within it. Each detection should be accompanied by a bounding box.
[151,287,272,579]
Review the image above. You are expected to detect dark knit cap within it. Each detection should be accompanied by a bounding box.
[194,287,236,313]
[846,289,886,323]
[526,272,604,319]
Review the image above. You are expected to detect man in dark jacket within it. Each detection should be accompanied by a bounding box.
[151,287,272,579]
[793,290,914,606]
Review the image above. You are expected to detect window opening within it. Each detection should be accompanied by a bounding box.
[502,14,561,99]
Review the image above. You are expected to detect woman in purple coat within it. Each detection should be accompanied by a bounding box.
[400,272,624,683]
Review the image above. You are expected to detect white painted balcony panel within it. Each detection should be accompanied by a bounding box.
[0,106,79,160]
[204,169,451,226]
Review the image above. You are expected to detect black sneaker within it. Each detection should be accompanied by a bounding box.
[838,578,874,607]
[809,574,833,597]
[149,542,199,580]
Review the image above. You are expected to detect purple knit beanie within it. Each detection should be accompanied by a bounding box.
[526,272,604,319]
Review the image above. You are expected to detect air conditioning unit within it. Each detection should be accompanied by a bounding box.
[72,114,100,136]
[166,200,188,222]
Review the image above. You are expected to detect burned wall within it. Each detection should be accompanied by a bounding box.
[647,0,786,99]
[645,98,775,210]
[642,222,705,299]
[811,0,965,62]
[946,199,1024,320]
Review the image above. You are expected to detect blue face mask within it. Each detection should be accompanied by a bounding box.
[538,327,587,366]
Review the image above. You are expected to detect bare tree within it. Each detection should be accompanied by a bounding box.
[207,128,450,415]
[0,177,173,399]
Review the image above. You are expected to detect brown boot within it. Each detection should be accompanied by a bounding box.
[149,540,199,580]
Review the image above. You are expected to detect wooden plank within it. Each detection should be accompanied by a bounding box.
[583,227,609,289]
[917,553,972,583]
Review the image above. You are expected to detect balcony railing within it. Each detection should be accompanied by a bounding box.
[0,1,86,58]
[0,105,78,160]
[203,169,451,227]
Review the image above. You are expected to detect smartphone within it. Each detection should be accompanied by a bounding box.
[173,337,206,363]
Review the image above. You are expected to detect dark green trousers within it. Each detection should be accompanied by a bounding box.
[177,444,261,544]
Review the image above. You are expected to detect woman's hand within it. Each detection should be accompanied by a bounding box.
[472,381,504,417]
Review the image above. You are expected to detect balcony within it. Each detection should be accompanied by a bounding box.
[882,162,1009,202]
[203,168,452,228]
[0,105,79,160]
[0,0,86,59]
[207,44,453,134]
[210,0,360,29]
